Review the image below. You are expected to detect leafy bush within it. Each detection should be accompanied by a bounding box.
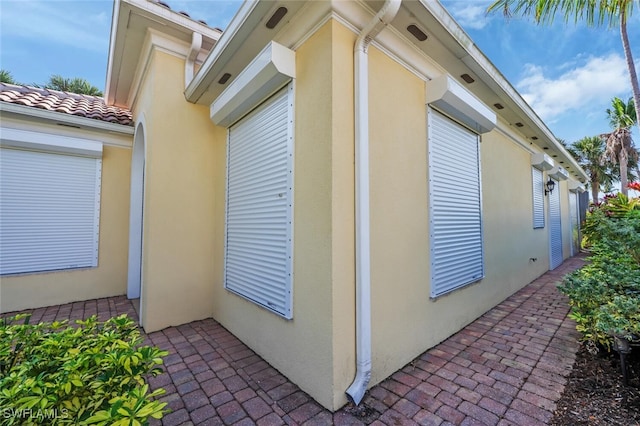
[0,314,168,425]
[559,193,640,349]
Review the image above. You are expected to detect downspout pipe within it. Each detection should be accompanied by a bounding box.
[185,32,203,88]
[346,0,401,406]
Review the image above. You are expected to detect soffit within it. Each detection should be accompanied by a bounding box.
[184,0,586,182]
[381,0,587,182]
[106,0,221,108]
[185,1,310,106]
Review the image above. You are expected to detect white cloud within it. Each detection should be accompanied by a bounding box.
[517,53,632,122]
[0,1,109,52]
[446,2,493,30]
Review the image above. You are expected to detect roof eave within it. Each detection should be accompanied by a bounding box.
[185,1,282,105]
[0,102,134,135]
[105,0,222,108]
[419,0,589,183]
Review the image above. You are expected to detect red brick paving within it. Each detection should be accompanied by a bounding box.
[4,254,587,425]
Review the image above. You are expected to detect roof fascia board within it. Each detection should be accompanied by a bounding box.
[0,102,134,136]
[185,1,267,103]
[105,0,123,105]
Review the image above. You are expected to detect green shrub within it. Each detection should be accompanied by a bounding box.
[559,193,640,350]
[0,314,168,425]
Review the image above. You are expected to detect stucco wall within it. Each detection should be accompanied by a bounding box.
[132,49,220,332]
[209,21,342,410]
[365,43,555,387]
[0,144,132,312]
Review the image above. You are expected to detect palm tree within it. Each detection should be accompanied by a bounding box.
[602,96,638,196]
[486,0,640,135]
[567,136,614,203]
[0,69,16,84]
[44,75,103,96]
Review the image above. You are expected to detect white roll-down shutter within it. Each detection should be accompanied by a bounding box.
[532,167,545,228]
[0,148,101,274]
[225,85,293,318]
[428,109,484,297]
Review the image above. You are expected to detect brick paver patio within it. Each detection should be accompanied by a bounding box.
[5,254,587,425]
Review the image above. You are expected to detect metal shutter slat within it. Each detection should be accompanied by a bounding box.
[428,109,484,297]
[0,148,101,275]
[224,85,293,318]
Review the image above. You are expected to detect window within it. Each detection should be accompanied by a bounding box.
[532,167,545,228]
[224,85,294,318]
[428,109,484,297]
[0,148,102,275]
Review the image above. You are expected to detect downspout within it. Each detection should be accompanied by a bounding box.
[185,32,203,88]
[346,0,401,406]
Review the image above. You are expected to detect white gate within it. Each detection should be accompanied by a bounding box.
[549,179,563,269]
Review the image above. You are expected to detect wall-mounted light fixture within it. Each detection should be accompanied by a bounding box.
[544,178,556,196]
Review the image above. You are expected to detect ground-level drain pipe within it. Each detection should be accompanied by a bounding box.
[346,0,401,406]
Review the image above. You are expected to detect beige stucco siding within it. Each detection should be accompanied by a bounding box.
[367,46,431,383]
[133,50,220,332]
[366,44,555,387]
[481,134,551,290]
[0,144,131,312]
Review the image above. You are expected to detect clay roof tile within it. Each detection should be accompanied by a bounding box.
[0,82,133,126]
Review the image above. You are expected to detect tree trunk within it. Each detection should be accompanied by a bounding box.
[591,177,599,204]
[620,148,629,196]
[620,14,640,135]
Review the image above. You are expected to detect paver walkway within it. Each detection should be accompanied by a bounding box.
[5,254,587,425]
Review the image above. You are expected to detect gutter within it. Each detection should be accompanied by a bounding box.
[346,0,401,406]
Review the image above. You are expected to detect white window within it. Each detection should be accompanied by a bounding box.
[532,167,545,228]
[224,85,294,318]
[0,147,102,275]
[428,109,484,298]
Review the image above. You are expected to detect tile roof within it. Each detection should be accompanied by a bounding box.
[0,83,133,126]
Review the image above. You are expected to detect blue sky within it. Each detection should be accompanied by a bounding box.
[1,0,638,145]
